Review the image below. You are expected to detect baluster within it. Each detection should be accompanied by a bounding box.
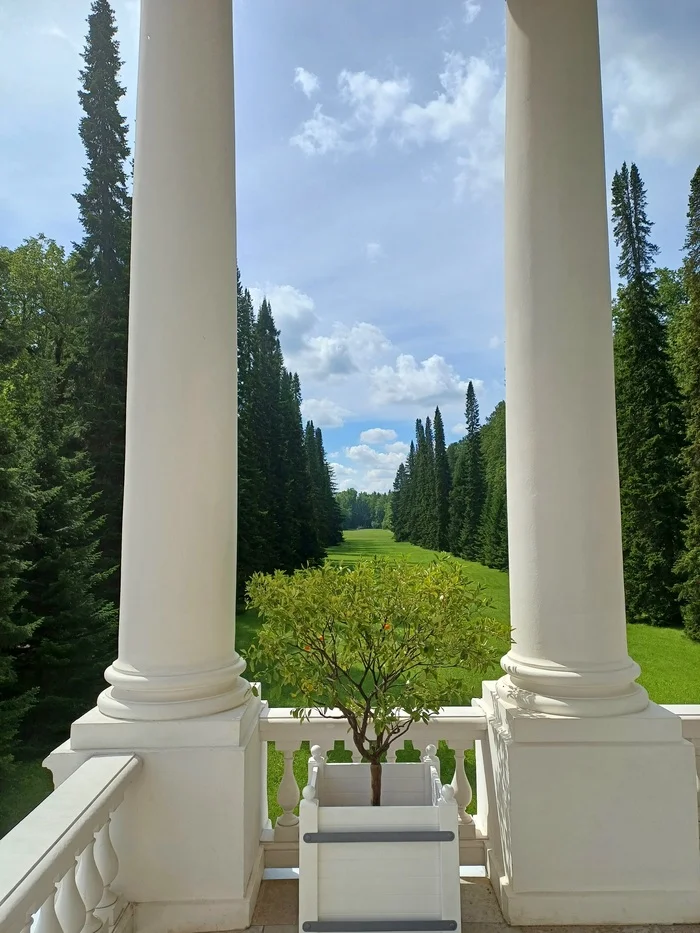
[423,743,439,771]
[56,861,87,933]
[94,819,119,910]
[77,839,105,933]
[451,745,474,825]
[35,886,62,933]
[274,743,300,841]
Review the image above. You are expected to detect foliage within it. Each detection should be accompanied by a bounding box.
[450,382,486,560]
[74,0,132,606]
[675,167,700,640]
[336,488,390,530]
[433,408,451,552]
[611,162,685,627]
[247,557,508,805]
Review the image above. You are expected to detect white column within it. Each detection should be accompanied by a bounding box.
[499,0,646,717]
[98,0,248,721]
[477,2,700,925]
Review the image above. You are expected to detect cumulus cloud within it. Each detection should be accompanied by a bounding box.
[290,104,345,155]
[603,27,700,161]
[302,398,351,428]
[384,441,410,455]
[451,423,466,436]
[366,241,383,262]
[371,353,481,405]
[294,66,320,98]
[360,428,398,445]
[301,322,390,379]
[248,284,318,352]
[329,462,360,490]
[290,50,505,196]
[463,0,481,25]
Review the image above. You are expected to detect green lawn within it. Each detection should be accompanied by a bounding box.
[5,528,700,837]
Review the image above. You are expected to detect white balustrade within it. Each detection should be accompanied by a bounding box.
[665,704,700,833]
[259,702,487,867]
[0,755,141,933]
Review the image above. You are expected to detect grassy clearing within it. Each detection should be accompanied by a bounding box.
[6,529,700,835]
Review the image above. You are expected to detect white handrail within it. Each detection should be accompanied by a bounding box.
[0,755,141,933]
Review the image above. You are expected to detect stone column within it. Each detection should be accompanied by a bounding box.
[97,0,248,721]
[499,0,646,717]
[478,2,700,924]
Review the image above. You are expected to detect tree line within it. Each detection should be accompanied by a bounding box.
[0,0,342,803]
[389,386,508,571]
[336,489,391,530]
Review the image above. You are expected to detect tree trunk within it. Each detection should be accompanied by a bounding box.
[370,760,382,806]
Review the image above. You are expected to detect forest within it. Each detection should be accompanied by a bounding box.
[0,0,341,792]
[2,0,700,833]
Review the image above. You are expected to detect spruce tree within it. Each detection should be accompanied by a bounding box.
[612,162,685,627]
[480,402,508,570]
[0,403,37,783]
[314,427,344,546]
[433,407,451,551]
[675,167,700,640]
[74,0,131,606]
[404,442,417,542]
[449,382,485,560]
[391,463,409,541]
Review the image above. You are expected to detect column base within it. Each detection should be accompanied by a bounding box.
[45,697,265,933]
[97,654,250,721]
[477,681,700,926]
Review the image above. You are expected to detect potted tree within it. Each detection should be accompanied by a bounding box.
[247,557,507,932]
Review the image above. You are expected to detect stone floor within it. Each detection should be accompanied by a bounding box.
[245,876,700,933]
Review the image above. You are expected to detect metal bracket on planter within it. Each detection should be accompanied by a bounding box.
[301,830,455,844]
[302,923,458,932]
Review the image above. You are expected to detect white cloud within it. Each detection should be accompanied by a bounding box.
[371,353,481,405]
[604,30,700,161]
[360,428,398,445]
[291,51,505,196]
[385,441,410,455]
[488,335,502,349]
[329,462,360,491]
[294,66,320,98]
[342,443,409,493]
[302,398,351,428]
[366,241,383,262]
[451,423,466,436]
[249,284,318,352]
[290,104,345,155]
[302,322,390,379]
[463,1,481,25]
[339,70,411,132]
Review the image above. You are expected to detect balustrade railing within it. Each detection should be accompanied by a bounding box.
[665,704,700,828]
[0,755,141,933]
[258,704,488,868]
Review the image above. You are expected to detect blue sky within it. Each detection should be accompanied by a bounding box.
[1,1,700,491]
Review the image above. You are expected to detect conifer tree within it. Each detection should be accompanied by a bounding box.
[433,407,451,551]
[612,162,685,627]
[0,404,37,782]
[314,426,344,546]
[675,167,700,640]
[479,402,508,570]
[449,382,485,560]
[74,0,132,605]
[391,463,409,541]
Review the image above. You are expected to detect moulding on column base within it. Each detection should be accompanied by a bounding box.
[478,681,700,926]
[97,654,250,722]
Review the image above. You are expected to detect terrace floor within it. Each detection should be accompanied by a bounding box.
[245,875,700,933]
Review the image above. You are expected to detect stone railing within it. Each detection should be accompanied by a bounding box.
[258,704,488,868]
[0,755,141,933]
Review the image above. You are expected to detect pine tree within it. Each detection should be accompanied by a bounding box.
[449,382,485,560]
[74,0,131,606]
[612,162,685,627]
[433,407,451,551]
[675,167,700,640]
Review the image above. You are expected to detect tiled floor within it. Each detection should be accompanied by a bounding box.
[244,877,700,933]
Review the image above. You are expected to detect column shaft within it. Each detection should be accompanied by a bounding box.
[98,0,248,720]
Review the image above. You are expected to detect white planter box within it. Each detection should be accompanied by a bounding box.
[299,746,461,933]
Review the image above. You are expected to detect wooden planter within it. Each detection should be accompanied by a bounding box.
[298,745,461,933]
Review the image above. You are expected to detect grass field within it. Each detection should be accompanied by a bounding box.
[5,528,700,836]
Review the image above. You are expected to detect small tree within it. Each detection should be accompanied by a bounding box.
[247,558,508,806]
